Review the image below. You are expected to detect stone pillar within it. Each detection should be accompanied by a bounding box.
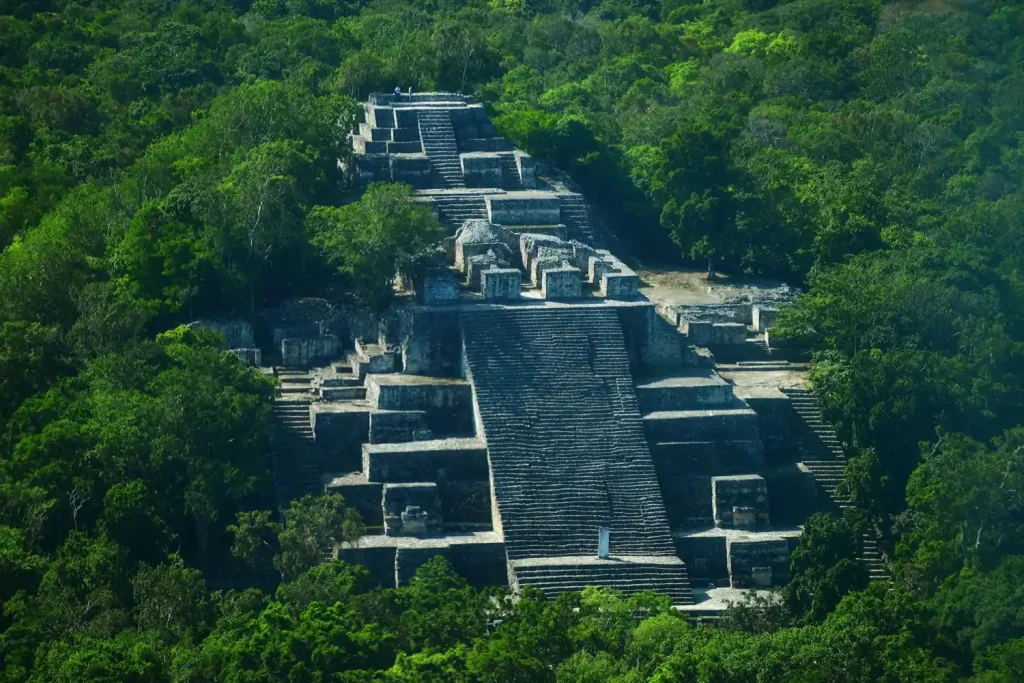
[481,267,521,300]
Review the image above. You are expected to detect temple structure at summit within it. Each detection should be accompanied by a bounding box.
[191,93,889,613]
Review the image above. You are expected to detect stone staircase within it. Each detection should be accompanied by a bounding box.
[784,387,890,581]
[511,556,693,604]
[417,109,465,188]
[499,154,522,190]
[557,193,597,244]
[429,193,488,231]
[461,307,692,603]
[270,369,321,506]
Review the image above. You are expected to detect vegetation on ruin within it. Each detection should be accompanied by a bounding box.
[1,0,1023,680]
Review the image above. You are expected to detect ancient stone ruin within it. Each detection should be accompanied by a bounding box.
[213,93,887,614]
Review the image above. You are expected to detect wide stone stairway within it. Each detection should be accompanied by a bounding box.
[461,307,693,604]
[417,109,465,188]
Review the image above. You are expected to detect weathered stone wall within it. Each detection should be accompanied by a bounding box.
[736,388,797,464]
[486,194,561,225]
[187,318,254,349]
[712,475,769,528]
[312,407,369,473]
[727,537,792,587]
[281,335,339,367]
[617,305,705,374]
[461,153,503,187]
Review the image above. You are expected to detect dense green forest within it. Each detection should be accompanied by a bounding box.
[1,0,1023,680]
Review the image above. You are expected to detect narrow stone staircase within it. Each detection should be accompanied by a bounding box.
[499,154,522,190]
[784,387,890,581]
[270,369,321,507]
[429,193,488,231]
[557,193,597,244]
[417,109,465,188]
[511,556,694,604]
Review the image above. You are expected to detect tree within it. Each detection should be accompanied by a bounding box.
[308,183,444,308]
[230,493,363,581]
[786,513,868,622]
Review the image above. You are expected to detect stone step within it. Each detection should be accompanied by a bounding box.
[512,556,693,604]
[635,372,734,412]
[363,437,488,483]
[642,407,760,443]
[321,386,367,401]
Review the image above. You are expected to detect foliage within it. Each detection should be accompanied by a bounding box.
[308,182,445,308]
[1,0,1023,681]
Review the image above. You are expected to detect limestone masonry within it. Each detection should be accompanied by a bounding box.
[190,93,889,613]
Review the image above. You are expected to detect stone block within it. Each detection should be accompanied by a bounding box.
[642,408,760,443]
[386,140,421,154]
[753,306,779,333]
[365,375,474,434]
[461,153,503,188]
[516,152,537,189]
[394,108,420,128]
[459,137,515,153]
[383,483,443,536]
[481,267,521,300]
[363,438,490,483]
[674,533,728,582]
[600,272,640,299]
[727,536,792,588]
[486,194,561,226]
[312,405,370,473]
[368,410,431,444]
[230,347,262,366]
[413,266,459,305]
[187,318,254,349]
[390,155,432,188]
[541,267,582,300]
[530,256,563,287]
[466,250,511,289]
[635,373,734,412]
[360,123,392,141]
[324,475,384,528]
[281,335,339,367]
[400,308,462,377]
[368,106,395,128]
[437,480,492,527]
[711,322,748,345]
[519,233,565,272]
[712,475,769,528]
[588,256,615,284]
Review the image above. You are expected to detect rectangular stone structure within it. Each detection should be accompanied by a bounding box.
[486,193,561,225]
[461,153,503,187]
[712,474,769,528]
[727,536,792,587]
[753,306,780,333]
[481,267,521,300]
[600,272,640,299]
[383,483,443,536]
[542,267,582,300]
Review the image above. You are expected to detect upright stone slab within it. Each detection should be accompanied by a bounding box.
[753,306,780,333]
[541,267,582,300]
[481,267,521,300]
